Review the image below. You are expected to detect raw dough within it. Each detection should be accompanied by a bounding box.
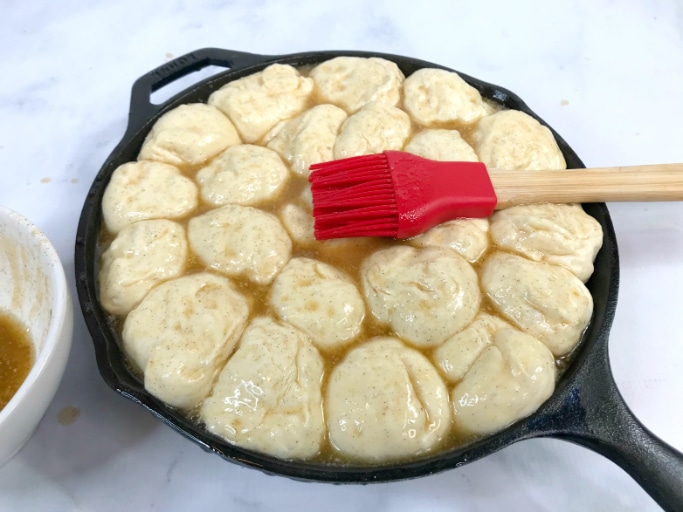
[99,219,187,316]
[480,251,593,356]
[361,245,481,347]
[200,316,325,459]
[266,104,347,177]
[122,272,249,409]
[269,257,364,351]
[326,337,450,462]
[451,327,556,435]
[408,218,490,263]
[209,63,314,143]
[102,161,198,233]
[188,204,292,285]
[333,102,411,159]
[196,144,289,207]
[405,128,478,162]
[310,56,404,113]
[138,103,240,166]
[403,68,487,126]
[489,203,603,282]
[472,109,566,171]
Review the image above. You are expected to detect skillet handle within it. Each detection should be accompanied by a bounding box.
[549,353,683,511]
[127,47,271,130]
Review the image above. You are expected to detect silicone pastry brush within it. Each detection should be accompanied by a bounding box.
[308,150,683,240]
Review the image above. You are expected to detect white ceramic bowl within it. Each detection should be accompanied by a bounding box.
[0,206,73,467]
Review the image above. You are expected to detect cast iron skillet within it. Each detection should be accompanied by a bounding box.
[74,48,683,511]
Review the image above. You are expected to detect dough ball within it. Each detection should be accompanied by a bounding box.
[196,144,290,207]
[403,68,487,126]
[451,327,556,435]
[483,98,503,116]
[200,316,325,460]
[404,129,478,162]
[289,186,385,260]
[481,251,593,356]
[432,313,511,383]
[361,245,481,348]
[269,257,364,351]
[472,110,566,171]
[490,203,603,282]
[326,337,450,462]
[101,161,198,234]
[408,218,490,263]
[188,205,292,285]
[279,203,316,246]
[333,102,411,159]
[300,184,313,211]
[122,272,249,409]
[138,103,240,166]
[309,56,404,114]
[278,203,378,265]
[208,63,314,143]
[266,104,347,177]
[99,219,187,316]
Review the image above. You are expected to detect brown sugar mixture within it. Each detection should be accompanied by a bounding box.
[0,312,35,411]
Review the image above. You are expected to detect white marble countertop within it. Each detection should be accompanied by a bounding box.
[1,1,682,510]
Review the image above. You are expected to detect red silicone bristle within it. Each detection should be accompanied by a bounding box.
[313,183,394,208]
[309,153,399,239]
[309,151,496,240]
[310,153,388,174]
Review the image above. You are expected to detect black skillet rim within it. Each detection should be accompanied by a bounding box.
[74,48,619,483]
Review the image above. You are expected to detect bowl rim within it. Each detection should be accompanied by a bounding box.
[0,205,72,424]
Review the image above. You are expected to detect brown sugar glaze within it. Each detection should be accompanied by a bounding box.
[0,311,35,411]
[98,66,586,466]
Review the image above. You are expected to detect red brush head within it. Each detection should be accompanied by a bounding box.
[385,151,496,238]
[309,151,497,240]
[309,153,399,238]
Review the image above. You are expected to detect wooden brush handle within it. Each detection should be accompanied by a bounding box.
[489,163,683,209]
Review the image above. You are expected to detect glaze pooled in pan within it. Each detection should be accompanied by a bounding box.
[96,56,603,465]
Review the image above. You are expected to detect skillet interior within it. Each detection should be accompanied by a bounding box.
[74,48,619,483]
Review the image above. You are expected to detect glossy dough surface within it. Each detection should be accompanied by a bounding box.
[333,102,411,158]
[138,103,241,166]
[404,128,479,162]
[403,68,488,125]
[188,204,292,285]
[279,203,316,246]
[102,161,198,233]
[326,337,450,461]
[310,56,404,113]
[481,251,593,356]
[266,104,348,177]
[97,57,604,463]
[450,327,556,435]
[408,218,490,263]
[196,144,290,207]
[98,219,188,316]
[473,109,566,170]
[270,257,365,351]
[489,203,603,282]
[209,64,314,143]
[361,246,481,348]
[122,272,249,410]
[200,316,325,459]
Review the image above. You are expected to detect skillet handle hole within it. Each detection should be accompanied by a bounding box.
[128,48,269,125]
[149,64,233,105]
